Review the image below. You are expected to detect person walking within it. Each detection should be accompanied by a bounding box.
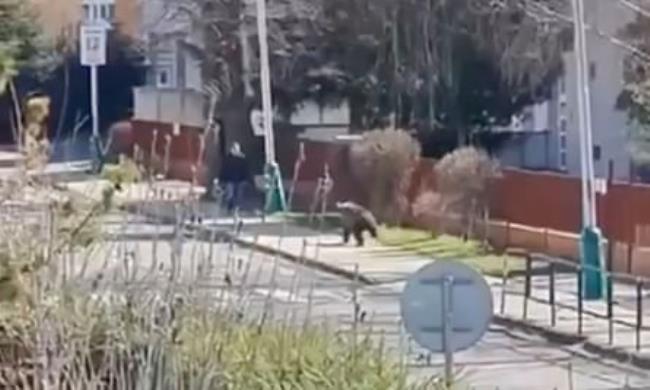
[219,142,250,213]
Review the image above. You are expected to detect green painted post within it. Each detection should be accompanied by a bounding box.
[264,162,287,214]
[581,226,604,300]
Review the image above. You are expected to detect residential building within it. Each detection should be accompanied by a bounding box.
[131,0,208,127]
[494,102,556,171]
[30,0,136,40]
[292,100,351,142]
[497,0,636,181]
[560,0,635,180]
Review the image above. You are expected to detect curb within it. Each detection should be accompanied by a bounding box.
[583,341,650,370]
[223,233,376,285]
[124,203,376,284]
[492,315,587,345]
[493,314,650,370]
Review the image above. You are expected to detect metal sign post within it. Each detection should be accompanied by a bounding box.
[400,261,493,387]
[80,23,107,172]
[441,275,454,386]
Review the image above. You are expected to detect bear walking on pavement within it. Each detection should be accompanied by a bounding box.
[336,201,378,247]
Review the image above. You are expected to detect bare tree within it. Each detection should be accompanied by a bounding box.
[349,129,421,222]
[435,146,501,240]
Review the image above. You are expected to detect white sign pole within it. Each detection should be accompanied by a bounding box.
[442,275,454,387]
[255,0,275,164]
[90,65,100,140]
[80,24,107,170]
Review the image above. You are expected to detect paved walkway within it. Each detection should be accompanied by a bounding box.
[64,177,650,367]
[241,230,650,356]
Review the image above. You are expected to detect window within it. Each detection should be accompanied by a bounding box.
[98,4,115,20]
[559,76,566,94]
[560,134,567,149]
[158,70,169,87]
[156,67,173,88]
[560,117,567,133]
[589,62,596,81]
[92,4,98,20]
[593,145,601,161]
[560,151,567,169]
[82,4,90,20]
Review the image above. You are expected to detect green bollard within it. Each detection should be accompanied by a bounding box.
[581,227,604,300]
[264,162,287,214]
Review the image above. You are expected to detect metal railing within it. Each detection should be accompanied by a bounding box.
[500,251,650,352]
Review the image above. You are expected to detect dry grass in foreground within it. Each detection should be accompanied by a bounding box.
[0,176,455,389]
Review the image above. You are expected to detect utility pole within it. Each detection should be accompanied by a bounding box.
[255,0,287,213]
[255,0,274,165]
[571,0,603,300]
[572,0,596,228]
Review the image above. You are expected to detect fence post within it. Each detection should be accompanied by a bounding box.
[577,265,583,335]
[500,256,508,315]
[523,253,532,321]
[637,278,644,352]
[627,242,634,274]
[543,228,549,252]
[607,272,614,345]
[549,261,556,327]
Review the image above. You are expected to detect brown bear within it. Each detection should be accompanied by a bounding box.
[336,201,378,247]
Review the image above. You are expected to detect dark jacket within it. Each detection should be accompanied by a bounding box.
[219,152,250,183]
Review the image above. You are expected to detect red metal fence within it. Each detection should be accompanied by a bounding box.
[285,140,650,246]
[113,123,650,247]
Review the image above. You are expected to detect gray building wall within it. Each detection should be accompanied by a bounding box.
[496,132,555,171]
[137,0,204,91]
[497,0,635,180]
[557,0,634,180]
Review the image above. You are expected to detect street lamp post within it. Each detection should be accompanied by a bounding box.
[255,0,287,214]
[571,0,604,300]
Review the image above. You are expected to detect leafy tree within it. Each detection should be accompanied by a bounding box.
[617,13,650,169]
[0,0,40,64]
[0,0,56,144]
[0,0,58,75]
[0,44,17,95]
[171,0,568,151]
[349,128,421,222]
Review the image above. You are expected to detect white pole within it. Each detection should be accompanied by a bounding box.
[571,0,597,229]
[442,275,454,387]
[577,0,597,227]
[255,0,275,165]
[90,64,100,145]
